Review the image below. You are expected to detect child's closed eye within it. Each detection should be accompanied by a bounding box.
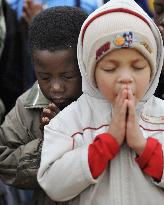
[41,77,51,81]
[102,67,116,72]
[38,72,51,81]
[133,66,145,70]
[61,71,78,80]
[62,74,74,80]
[132,61,147,71]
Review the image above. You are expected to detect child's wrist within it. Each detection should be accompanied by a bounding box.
[131,138,147,155]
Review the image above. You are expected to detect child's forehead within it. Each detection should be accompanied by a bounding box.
[33,48,80,77]
[97,48,149,64]
[33,48,76,61]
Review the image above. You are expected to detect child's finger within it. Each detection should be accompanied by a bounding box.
[42,117,50,125]
[116,85,128,107]
[120,99,128,120]
[120,86,128,107]
[49,103,60,114]
[42,108,51,118]
[42,105,60,120]
[114,89,128,122]
[127,100,135,122]
[127,87,136,121]
[115,85,123,105]
[127,86,134,101]
[48,110,58,119]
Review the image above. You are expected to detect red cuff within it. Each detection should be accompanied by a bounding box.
[88,133,120,179]
[136,137,163,180]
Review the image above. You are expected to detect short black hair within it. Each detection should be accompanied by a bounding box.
[29,6,88,52]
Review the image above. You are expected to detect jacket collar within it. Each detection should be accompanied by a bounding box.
[24,82,50,109]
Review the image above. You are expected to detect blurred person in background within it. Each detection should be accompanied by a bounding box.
[7,0,101,19]
[154,0,164,99]
[133,0,154,17]
[0,0,6,123]
[0,0,24,115]
[0,1,32,204]
[0,0,6,124]
[103,0,154,17]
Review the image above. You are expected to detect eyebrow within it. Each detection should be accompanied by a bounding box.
[37,72,50,75]
[100,58,147,65]
[132,59,146,64]
[106,58,145,62]
[37,70,77,75]
[97,59,117,67]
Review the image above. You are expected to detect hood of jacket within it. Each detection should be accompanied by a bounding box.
[77,0,163,113]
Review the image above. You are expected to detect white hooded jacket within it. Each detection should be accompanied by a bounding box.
[38,0,164,204]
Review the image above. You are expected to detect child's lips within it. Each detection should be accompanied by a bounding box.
[52,97,66,104]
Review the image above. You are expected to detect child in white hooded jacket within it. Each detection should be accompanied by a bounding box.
[37,0,164,204]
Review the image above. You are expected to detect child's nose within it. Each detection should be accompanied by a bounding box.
[118,71,133,84]
[50,79,64,93]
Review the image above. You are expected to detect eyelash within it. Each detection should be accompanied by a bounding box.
[63,76,73,79]
[102,68,116,72]
[133,66,145,70]
[40,76,74,81]
[41,77,50,81]
[102,66,145,73]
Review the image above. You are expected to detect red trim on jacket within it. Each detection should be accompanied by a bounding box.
[88,133,120,178]
[71,124,164,140]
[71,124,109,138]
[136,137,163,181]
[139,125,164,132]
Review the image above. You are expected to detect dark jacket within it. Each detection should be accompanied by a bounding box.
[0,82,62,205]
[0,0,24,114]
[155,73,164,100]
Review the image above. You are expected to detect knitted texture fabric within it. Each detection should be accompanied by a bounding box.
[82,8,157,87]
